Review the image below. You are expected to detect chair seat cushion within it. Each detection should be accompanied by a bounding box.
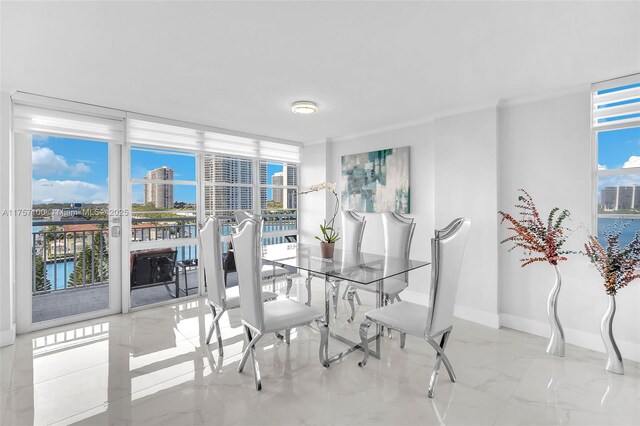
[224,286,277,310]
[261,265,289,280]
[351,277,408,296]
[263,299,323,333]
[365,301,427,337]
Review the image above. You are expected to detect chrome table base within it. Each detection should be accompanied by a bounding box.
[321,276,383,365]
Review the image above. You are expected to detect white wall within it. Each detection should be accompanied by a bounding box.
[435,108,499,327]
[299,141,330,245]
[498,91,640,362]
[300,111,501,328]
[321,122,437,302]
[0,92,16,346]
[301,91,640,362]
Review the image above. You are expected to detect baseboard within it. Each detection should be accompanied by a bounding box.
[499,313,640,363]
[0,324,16,347]
[454,305,501,329]
[401,290,500,329]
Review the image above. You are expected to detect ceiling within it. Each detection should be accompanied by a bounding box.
[2,1,639,144]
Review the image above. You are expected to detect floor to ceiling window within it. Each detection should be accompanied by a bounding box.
[11,93,302,329]
[129,146,199,308]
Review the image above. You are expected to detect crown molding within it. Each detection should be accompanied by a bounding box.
[497,83,590,108]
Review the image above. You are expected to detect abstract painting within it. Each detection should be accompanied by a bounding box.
[341,147,410,213]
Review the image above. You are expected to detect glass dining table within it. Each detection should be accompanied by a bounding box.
[263,242,430,366]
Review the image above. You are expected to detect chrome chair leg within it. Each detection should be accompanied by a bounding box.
[285,275,293,298]
[250,338,262,391]
[331,281,340,318]
[341,284,349,300]
[427,331,454,398]
[238,326,254,372]
[206,314,216,345]
[285,329,291,344]
[384,296,393,339]
[305,275,313,306]
[316,318,330,367]
[400,332,406,349]
[207,304,225,357]
[358,318,373,367]
[347,287,362,305]
[346,288,357,323]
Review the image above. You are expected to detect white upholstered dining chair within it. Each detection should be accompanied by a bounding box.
[357,218,471,398]
[199,217,278,356]
[233,218,329,391]
[304,210,366,313]
[344,211,415,322]
[233,210,292,294]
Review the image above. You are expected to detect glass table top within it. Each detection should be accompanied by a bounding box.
[262,243,430,285]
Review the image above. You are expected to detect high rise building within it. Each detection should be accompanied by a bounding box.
[286,165,298,209]
[272,172,284,205]
[204,156,253,214]
[144,166,174,209]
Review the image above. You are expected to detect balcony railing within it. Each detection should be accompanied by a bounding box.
[32,213,297,295]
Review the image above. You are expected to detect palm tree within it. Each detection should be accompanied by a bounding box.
[68,230,109,287]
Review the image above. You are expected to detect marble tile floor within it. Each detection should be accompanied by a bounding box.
[1,277,638,426]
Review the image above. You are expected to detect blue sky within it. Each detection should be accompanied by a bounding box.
[598,127,640,169]
[32,136,284,205]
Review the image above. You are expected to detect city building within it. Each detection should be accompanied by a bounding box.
[204,156,253,214]
[601,185,640,211]
[144,166,174,209]
[271,171,284,204]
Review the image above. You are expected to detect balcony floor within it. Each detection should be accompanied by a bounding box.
[32,269,204,323]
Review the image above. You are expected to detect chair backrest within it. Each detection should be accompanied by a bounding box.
[235,210,256,224]
[341,210,366,254]
[425,218,471,337]
[231,218,265,332]
[234,211,264,240]
[199,217,226,307]
[382,212,415,282]
[382,212,415,258]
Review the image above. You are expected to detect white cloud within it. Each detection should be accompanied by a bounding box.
[598,164,607,170]
[623,156,640,169]
[32,147,91,176]
[32,179,108,204]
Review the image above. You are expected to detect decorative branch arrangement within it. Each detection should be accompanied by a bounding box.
[300,182,341,244]
[584,221,640,296]
[498,189,572,267]
[584,221,640,375]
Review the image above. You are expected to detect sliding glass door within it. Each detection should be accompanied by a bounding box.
[16,133,123,331]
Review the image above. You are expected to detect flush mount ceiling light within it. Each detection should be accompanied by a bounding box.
[291,101,318,115]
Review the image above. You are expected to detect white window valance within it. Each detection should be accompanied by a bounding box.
[592,73,640,131]
[12,93,125,143]
[12,93,302,163]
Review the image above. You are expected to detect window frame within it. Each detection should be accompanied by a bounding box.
[258,160,299,242]
[591,75,640,237]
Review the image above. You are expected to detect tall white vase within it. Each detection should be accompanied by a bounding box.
[601,295,624,374]
[546,265,565,357]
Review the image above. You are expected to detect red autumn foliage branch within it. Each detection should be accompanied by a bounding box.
[499,189,572,267]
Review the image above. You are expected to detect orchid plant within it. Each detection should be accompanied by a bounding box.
[300,181,341,244]
[499,189,573,267]
[584,222,640,296]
